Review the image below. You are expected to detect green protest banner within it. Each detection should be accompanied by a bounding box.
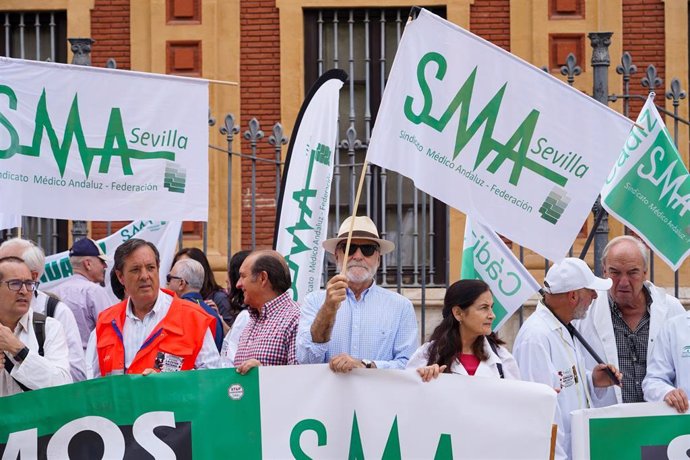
[0,369,261,458]
[601,94,690,270]
[573,402,690,459]
[1,365,557,459]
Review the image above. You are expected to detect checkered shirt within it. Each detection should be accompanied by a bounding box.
[233,291,300,367]
[610,289,652,403]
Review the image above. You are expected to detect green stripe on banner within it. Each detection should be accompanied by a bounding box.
[589,415,690,459]
[0,369,262,458]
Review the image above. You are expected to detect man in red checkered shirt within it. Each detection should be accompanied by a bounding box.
[233,250,300,374]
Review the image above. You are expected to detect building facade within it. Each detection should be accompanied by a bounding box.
[2,1,688,338]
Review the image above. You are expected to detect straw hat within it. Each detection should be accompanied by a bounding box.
[322,216,395,255]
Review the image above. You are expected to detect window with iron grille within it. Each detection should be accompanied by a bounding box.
[304,7,448,288]
[1,11,67,62]
[0,10,68,253]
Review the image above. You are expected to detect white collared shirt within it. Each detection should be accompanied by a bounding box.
[1,308,72,396]
[86,290,220,377]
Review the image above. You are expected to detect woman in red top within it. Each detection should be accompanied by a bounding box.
[407,279,520,380]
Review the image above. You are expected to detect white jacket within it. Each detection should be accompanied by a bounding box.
[642,311,690,402]
[406,337,521,380]
[575,281,684,406]
[514,303,598,460]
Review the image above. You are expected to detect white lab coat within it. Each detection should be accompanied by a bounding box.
[514,303,599,460]
[575,281,684,406]
[32,290,87,382]
[642,311,690,402]
[406,337,521,380]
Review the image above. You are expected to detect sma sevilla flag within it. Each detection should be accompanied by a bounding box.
[366,9,634,262]
[0,58,208,221]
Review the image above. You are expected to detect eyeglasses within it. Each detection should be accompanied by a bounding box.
[3,280,39,292]
[166,274,184,283]
[336,243,379,257]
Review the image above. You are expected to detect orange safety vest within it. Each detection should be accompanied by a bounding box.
[96,289,214,376]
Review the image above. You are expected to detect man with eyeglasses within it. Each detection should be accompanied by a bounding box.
[86,238,220,376]
[0,238,86,382]
[166,258,224,351]
[576,235,684,406]
[0,257,72,396]
[297,216,418,372]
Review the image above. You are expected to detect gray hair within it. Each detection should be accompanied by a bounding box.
[69,255,87,271]
[173,258,204,291]
[0,238,46,278]
[602,235,649,271]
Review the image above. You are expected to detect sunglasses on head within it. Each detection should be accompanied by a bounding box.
[336,242,379,257]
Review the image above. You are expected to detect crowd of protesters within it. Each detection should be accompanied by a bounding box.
[1,218,689,460]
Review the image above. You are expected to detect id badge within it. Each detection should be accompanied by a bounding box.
[156,352,184,372]
[557,366,577,389]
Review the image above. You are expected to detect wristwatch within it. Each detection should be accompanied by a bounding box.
[361,359,374,369]
[13,346,29,362]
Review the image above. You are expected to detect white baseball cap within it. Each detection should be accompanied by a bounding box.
[543,258,612,294]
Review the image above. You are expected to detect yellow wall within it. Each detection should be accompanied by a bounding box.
[130,0,241,274]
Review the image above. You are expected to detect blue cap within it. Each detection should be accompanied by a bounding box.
[69,238,110,261]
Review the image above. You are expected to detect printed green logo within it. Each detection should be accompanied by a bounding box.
[0,85,178,178]
[164,162,186,193]
[539,187,571,224]
[682,345,690,358]
[284,143,332,300]
[403,52,591,188]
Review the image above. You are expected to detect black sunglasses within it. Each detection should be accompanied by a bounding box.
[336,243,379,257]
[166,274,184,283]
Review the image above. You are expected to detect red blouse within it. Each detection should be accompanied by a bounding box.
[458,353,480,376]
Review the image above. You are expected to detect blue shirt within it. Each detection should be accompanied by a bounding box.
[181,292,224,351]
[296,283,418,369]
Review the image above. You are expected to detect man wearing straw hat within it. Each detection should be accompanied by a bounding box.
[296,216,418,372]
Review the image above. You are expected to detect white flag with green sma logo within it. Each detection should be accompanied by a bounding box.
[366,8,634,262]
[274,70,346,302]
[0,57,208,221]
[461,216,540,331]
[601,95,690,270]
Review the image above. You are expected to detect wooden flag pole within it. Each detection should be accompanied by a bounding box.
[339,160,370,274]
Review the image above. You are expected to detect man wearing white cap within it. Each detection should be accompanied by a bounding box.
[513,257,622,460]
[51,238,115,350]
[296,216,418,372]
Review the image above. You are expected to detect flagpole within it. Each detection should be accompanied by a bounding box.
[340,160,369,274]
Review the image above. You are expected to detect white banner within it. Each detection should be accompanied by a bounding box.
[260,365,557,459]
[461,216,540,331]
[366,9,633,262]
[0,58,208,221]
[39,220,181,304]
[572,402,690,460]
[275,70,346,302]
[0,213,20,231]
